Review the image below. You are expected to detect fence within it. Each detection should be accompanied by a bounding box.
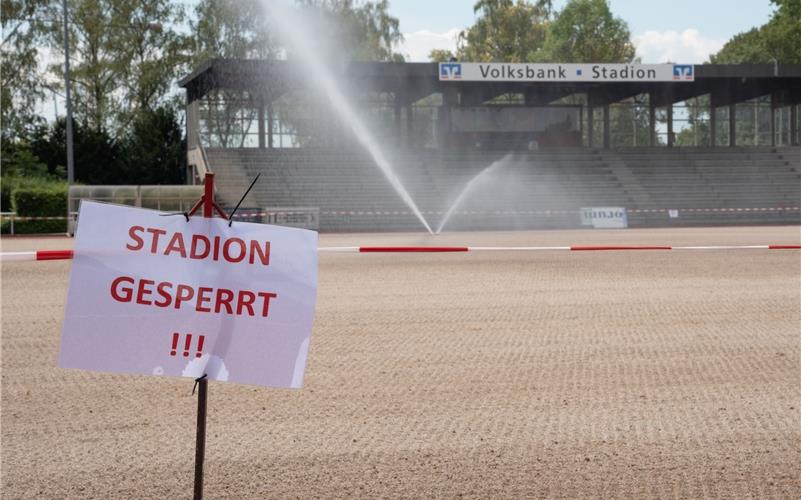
[69,185,204,213]
[232,207,320,230]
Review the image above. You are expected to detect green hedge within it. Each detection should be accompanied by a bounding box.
[2,218,66,234]
[0,178,68,234]
[12,183,67,216]
[1,178,13,212]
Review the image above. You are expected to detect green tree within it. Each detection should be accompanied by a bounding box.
[108,1,188,124]
[451,0,633,63]
[710,0,800,64]
[710,29,768,63]
[456,0,549,62]
[189,0,276,65]
[122,106,185,184]
[45,0,185,134]
[1,0,51,140]
[536,0,634,62]
[1,143,53,179]
[428,48,455,62]
[297,0,404,62]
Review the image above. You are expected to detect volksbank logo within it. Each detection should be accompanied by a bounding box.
[440,63,462,80]
[673,64,693,80]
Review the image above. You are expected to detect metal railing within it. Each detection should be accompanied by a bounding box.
[1,211,73,235]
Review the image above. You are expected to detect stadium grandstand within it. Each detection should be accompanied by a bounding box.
[179,60,801,231]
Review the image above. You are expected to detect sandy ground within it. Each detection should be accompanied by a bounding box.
[1,226,800,499]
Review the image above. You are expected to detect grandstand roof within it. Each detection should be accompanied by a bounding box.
[180,59,801,107]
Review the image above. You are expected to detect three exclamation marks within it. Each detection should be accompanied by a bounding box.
[170,332,205,358]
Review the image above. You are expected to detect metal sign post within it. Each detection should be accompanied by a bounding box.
[193,374,208,500]
[187,172,226,500]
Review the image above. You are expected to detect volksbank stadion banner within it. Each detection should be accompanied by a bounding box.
[438,63,694,82]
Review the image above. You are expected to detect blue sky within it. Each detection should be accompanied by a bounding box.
[393,0,773,38]
[394,0,776,62]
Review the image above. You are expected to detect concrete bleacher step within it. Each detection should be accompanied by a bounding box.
[204,146,801,231]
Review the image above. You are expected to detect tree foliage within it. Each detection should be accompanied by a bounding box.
[301,0,404,62]
[428,48,456,62]
[710,0,801,63]
[189,0,276,65]
[189,0,404,64]
[1,0,51,139]
[122,105,185,184]
[108,1,188,120]
[40,0,186,135]
[536,0,634,63]
[456,0,549,62]
[446,0,633,63]
[20,106,184,185]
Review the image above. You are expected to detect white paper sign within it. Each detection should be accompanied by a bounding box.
[580,207,628,229]
[59,201,318,389]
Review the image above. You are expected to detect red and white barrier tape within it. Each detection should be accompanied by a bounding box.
[4,245,799,261]
[230,206,801,218]
[320,245,801,253]
[2,250,75,261]
[3,207,798,221]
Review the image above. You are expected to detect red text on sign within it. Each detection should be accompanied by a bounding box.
[110,275,277,317]
[126,226,270,266]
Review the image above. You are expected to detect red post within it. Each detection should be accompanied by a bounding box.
[188,172,228,220]
[202,172,215,218]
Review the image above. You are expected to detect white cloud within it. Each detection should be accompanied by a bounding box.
[400,28,725,64]
[399,29,460,62]
[632,29,726,64]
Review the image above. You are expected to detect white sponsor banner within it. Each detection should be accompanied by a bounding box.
[439,62,694,82]
[59,201,318,389]
[580,207,628,229]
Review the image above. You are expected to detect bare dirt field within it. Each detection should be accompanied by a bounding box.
[2,226,800,498]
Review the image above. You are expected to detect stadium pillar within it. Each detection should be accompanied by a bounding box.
[267,102,274,149]
[710,102,717,147]
[258,96,266,149]
[666,104,674,147]
[394,103,402,145]
[406,104,413,145]
[587,106,594,148]
[443,88,458,148]
[602,105,610,149]
[770,94,776,147]
[186,98,198,150]
[648,95,656,147]
[186,96,200,184]
[729,104,737,146]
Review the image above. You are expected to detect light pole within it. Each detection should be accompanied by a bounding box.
[62,0,74,185]
[62,0,75,233]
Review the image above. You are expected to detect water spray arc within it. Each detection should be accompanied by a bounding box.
[436,154,513,234]
[264,2,433,234]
